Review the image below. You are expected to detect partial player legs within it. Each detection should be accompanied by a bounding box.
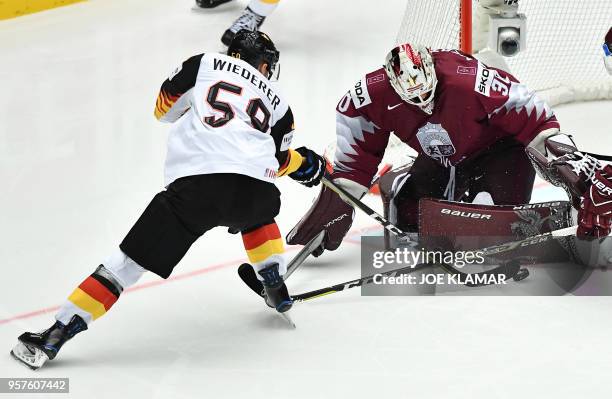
[11,174,283,369]
[221,0,280,46]
[241,222,292,312]
[11,249,146,369]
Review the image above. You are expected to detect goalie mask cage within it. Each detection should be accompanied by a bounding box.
[396,0,612,107]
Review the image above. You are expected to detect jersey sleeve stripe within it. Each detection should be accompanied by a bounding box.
[277,148,303,177]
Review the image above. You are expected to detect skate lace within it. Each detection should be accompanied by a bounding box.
[231,9,264,33]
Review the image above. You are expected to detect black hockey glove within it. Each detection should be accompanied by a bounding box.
[289,147,326,187]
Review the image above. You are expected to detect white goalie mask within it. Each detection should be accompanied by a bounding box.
[384,44,438,114]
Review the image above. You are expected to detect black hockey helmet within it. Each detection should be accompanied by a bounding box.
[227,30,279,79]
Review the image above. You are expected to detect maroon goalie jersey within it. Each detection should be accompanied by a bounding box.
[333,50,560,188]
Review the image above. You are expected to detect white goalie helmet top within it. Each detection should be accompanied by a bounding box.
[384,43,438,113]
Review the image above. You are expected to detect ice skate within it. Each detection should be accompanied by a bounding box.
[10,315,87,370]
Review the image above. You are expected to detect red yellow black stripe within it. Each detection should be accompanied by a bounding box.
[242,223,284,264]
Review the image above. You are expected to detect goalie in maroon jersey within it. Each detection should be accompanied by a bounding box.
[287,43,612,254]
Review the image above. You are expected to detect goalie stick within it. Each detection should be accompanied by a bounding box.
[290,259,522,303]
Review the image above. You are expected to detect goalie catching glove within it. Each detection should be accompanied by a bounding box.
[526,131,610,238]
[286,176,366,256]
[288,147,326,187]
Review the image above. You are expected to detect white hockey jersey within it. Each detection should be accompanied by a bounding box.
[154,53,295,186]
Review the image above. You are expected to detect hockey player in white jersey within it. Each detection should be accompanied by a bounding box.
[10,30,325,370]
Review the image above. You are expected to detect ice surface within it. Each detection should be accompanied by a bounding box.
[1,1,611,398]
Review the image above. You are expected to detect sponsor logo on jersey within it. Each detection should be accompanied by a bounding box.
[475,62,513,97]
[366,73,386,85]
[457,66,476,75]
[475,62,494,96]
[349,78,372,109]
[280,132,294,151]
[387,103,402,110]
[415,122,456,162]
[441,208,492,220]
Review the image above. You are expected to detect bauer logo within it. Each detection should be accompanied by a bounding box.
[475,62,494,97]
[441,209,492,220]
[349,78,372,109]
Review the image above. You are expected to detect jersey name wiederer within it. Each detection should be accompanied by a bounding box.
[211,58,282,110]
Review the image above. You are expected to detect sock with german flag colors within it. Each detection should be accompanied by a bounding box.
[247,0,280,17]
[241,221,287,280]
[55,249,146,325]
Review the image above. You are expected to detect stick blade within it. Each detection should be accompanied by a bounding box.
[238,263,265,298]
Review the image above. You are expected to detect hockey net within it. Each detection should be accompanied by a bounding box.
[396,0,612,106]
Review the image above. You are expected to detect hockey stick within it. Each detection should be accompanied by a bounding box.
[321,176,414,243]
[478,225,578,256]
[237,231,326,298]
[321,176,529,280]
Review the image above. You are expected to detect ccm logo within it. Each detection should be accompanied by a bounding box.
[478,68,490,94]
[441,208,492,220]
[325,213,349,228]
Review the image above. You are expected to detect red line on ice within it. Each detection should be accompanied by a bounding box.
[0,225,379,326]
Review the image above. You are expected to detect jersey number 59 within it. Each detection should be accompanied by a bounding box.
[204,81,271,133]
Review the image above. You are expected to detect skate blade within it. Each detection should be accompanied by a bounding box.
[10,342,49,370]
[279,311,296,329]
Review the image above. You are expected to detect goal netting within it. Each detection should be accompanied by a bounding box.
[396,0,612,107]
